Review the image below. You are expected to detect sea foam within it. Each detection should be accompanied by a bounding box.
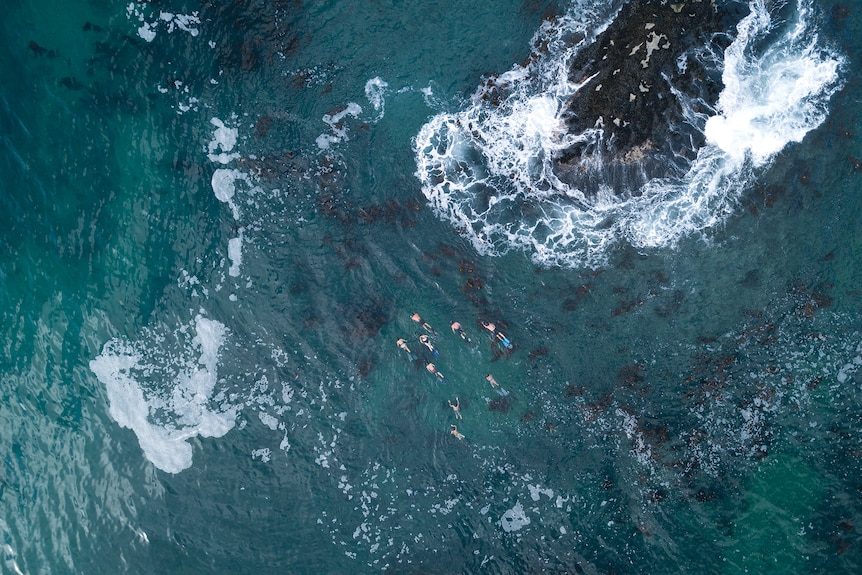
[126,3,201,43]
[365,77,389,121]
[704,0,843,165]
[207,118,257,281]
[414,0,844,268]
[316,103,363,149]
[90,315,236,474]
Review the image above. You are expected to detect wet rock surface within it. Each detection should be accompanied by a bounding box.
[555,0,748,189]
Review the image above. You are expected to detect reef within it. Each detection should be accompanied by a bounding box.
[555,0,748,188]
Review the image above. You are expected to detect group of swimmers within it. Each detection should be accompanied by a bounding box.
[396,312,514,441]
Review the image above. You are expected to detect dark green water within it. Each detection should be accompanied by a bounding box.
[2,0,862,573]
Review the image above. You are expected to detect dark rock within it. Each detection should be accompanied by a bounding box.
[654,288,685,317]
[528,346,549,359]
[489,395,514,413]
[438,243,458,258]
[618,363,645,386]
[28,40,57,57]
[254,116,274,137]
[612,297,645,316]
[356,357,374,377]
[461,277,483,293]
[831,5,850,22]
[564,384,585,398]
[555,0,748,194]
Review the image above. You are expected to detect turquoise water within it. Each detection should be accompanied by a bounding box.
[2,0,862,573]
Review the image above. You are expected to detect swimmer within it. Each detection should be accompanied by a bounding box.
[396,338,416,361]
[448,397,462,420]
[450,425,465,440]
[486,373,509,396]
[482,321,512,349]
[495,331,513,350]
[411,312,435,335]
[419,334,439,357]
[451,321,472,344]
[426,362,445,380]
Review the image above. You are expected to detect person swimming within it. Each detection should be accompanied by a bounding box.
[482,321,512,349]
[448,396,462,420]
[486,373,510,396]
[411,312,436,335]
[450,321,472,345]
[426,362,445,380]
[396,338,416,360]
[450,425,465,440]
[419,334,439,357]
[495,331,513,349]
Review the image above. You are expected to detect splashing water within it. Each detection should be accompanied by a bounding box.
[414,0,844,268]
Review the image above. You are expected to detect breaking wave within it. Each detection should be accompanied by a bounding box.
[414,0,844,268]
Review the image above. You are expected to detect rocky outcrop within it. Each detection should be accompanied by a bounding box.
[555,0,748,189]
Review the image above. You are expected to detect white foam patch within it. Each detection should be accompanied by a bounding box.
[126,3,200,43]
[499,501,531,532]
[138,21,156,43]
[208,118,240,164]
[616,408,653,469]
[704,0,842,165]
[311,424,596,565]
[89,315,236,474]
[251,448,272,463]
[413,0,844,268]
[159,12,201,37]
[836,344,862,383]
[316,103,362,149]
[155,79,200,115]
[365,77,389,121]
[420,85,441,109]
[211,169,247,220]
[528,484,554,502]
[228,232,243,277]
[205,119,261,283]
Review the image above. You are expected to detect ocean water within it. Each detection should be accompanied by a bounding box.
[2,0,862,573]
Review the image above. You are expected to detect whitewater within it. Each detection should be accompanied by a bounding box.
[414,0,845,268]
